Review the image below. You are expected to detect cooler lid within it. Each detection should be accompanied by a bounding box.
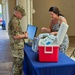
[57,22,69,45]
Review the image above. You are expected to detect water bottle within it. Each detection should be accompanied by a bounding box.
[32,37,39,52]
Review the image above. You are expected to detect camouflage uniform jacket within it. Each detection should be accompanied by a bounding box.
[8,15,24,58]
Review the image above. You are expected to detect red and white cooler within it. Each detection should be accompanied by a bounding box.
[38,45,59,62]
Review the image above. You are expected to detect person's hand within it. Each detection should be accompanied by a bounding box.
[24,32,28,38]
[13,35,20,39]
[13,32,28,39]
[41,27,47,32]
[50,32,57,35]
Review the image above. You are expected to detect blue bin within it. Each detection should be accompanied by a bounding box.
[2,20,6,30]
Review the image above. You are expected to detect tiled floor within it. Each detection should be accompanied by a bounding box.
[65,37,75,57]
[0,30,12,63]
[0,26,75,74]
[0,27,13,75]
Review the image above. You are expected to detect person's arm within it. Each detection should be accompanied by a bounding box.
[41,27,51,32]
[50,32,58,35]
[41,21,52,33]
[59,16,67,24]
[13,32,28,39]
[11,17,28,39]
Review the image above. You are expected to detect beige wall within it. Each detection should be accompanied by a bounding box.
[33,0,75,36]
[18,0,27,32]
[8,0,16,19]
[0,0,1,4]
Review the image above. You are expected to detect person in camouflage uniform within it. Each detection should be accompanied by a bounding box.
[8,5,28,75]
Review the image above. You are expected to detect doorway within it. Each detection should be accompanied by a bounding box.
[0,0,9,31]
[0,4,2,30]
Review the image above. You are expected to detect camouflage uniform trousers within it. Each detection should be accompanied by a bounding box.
[12,49,24,75]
